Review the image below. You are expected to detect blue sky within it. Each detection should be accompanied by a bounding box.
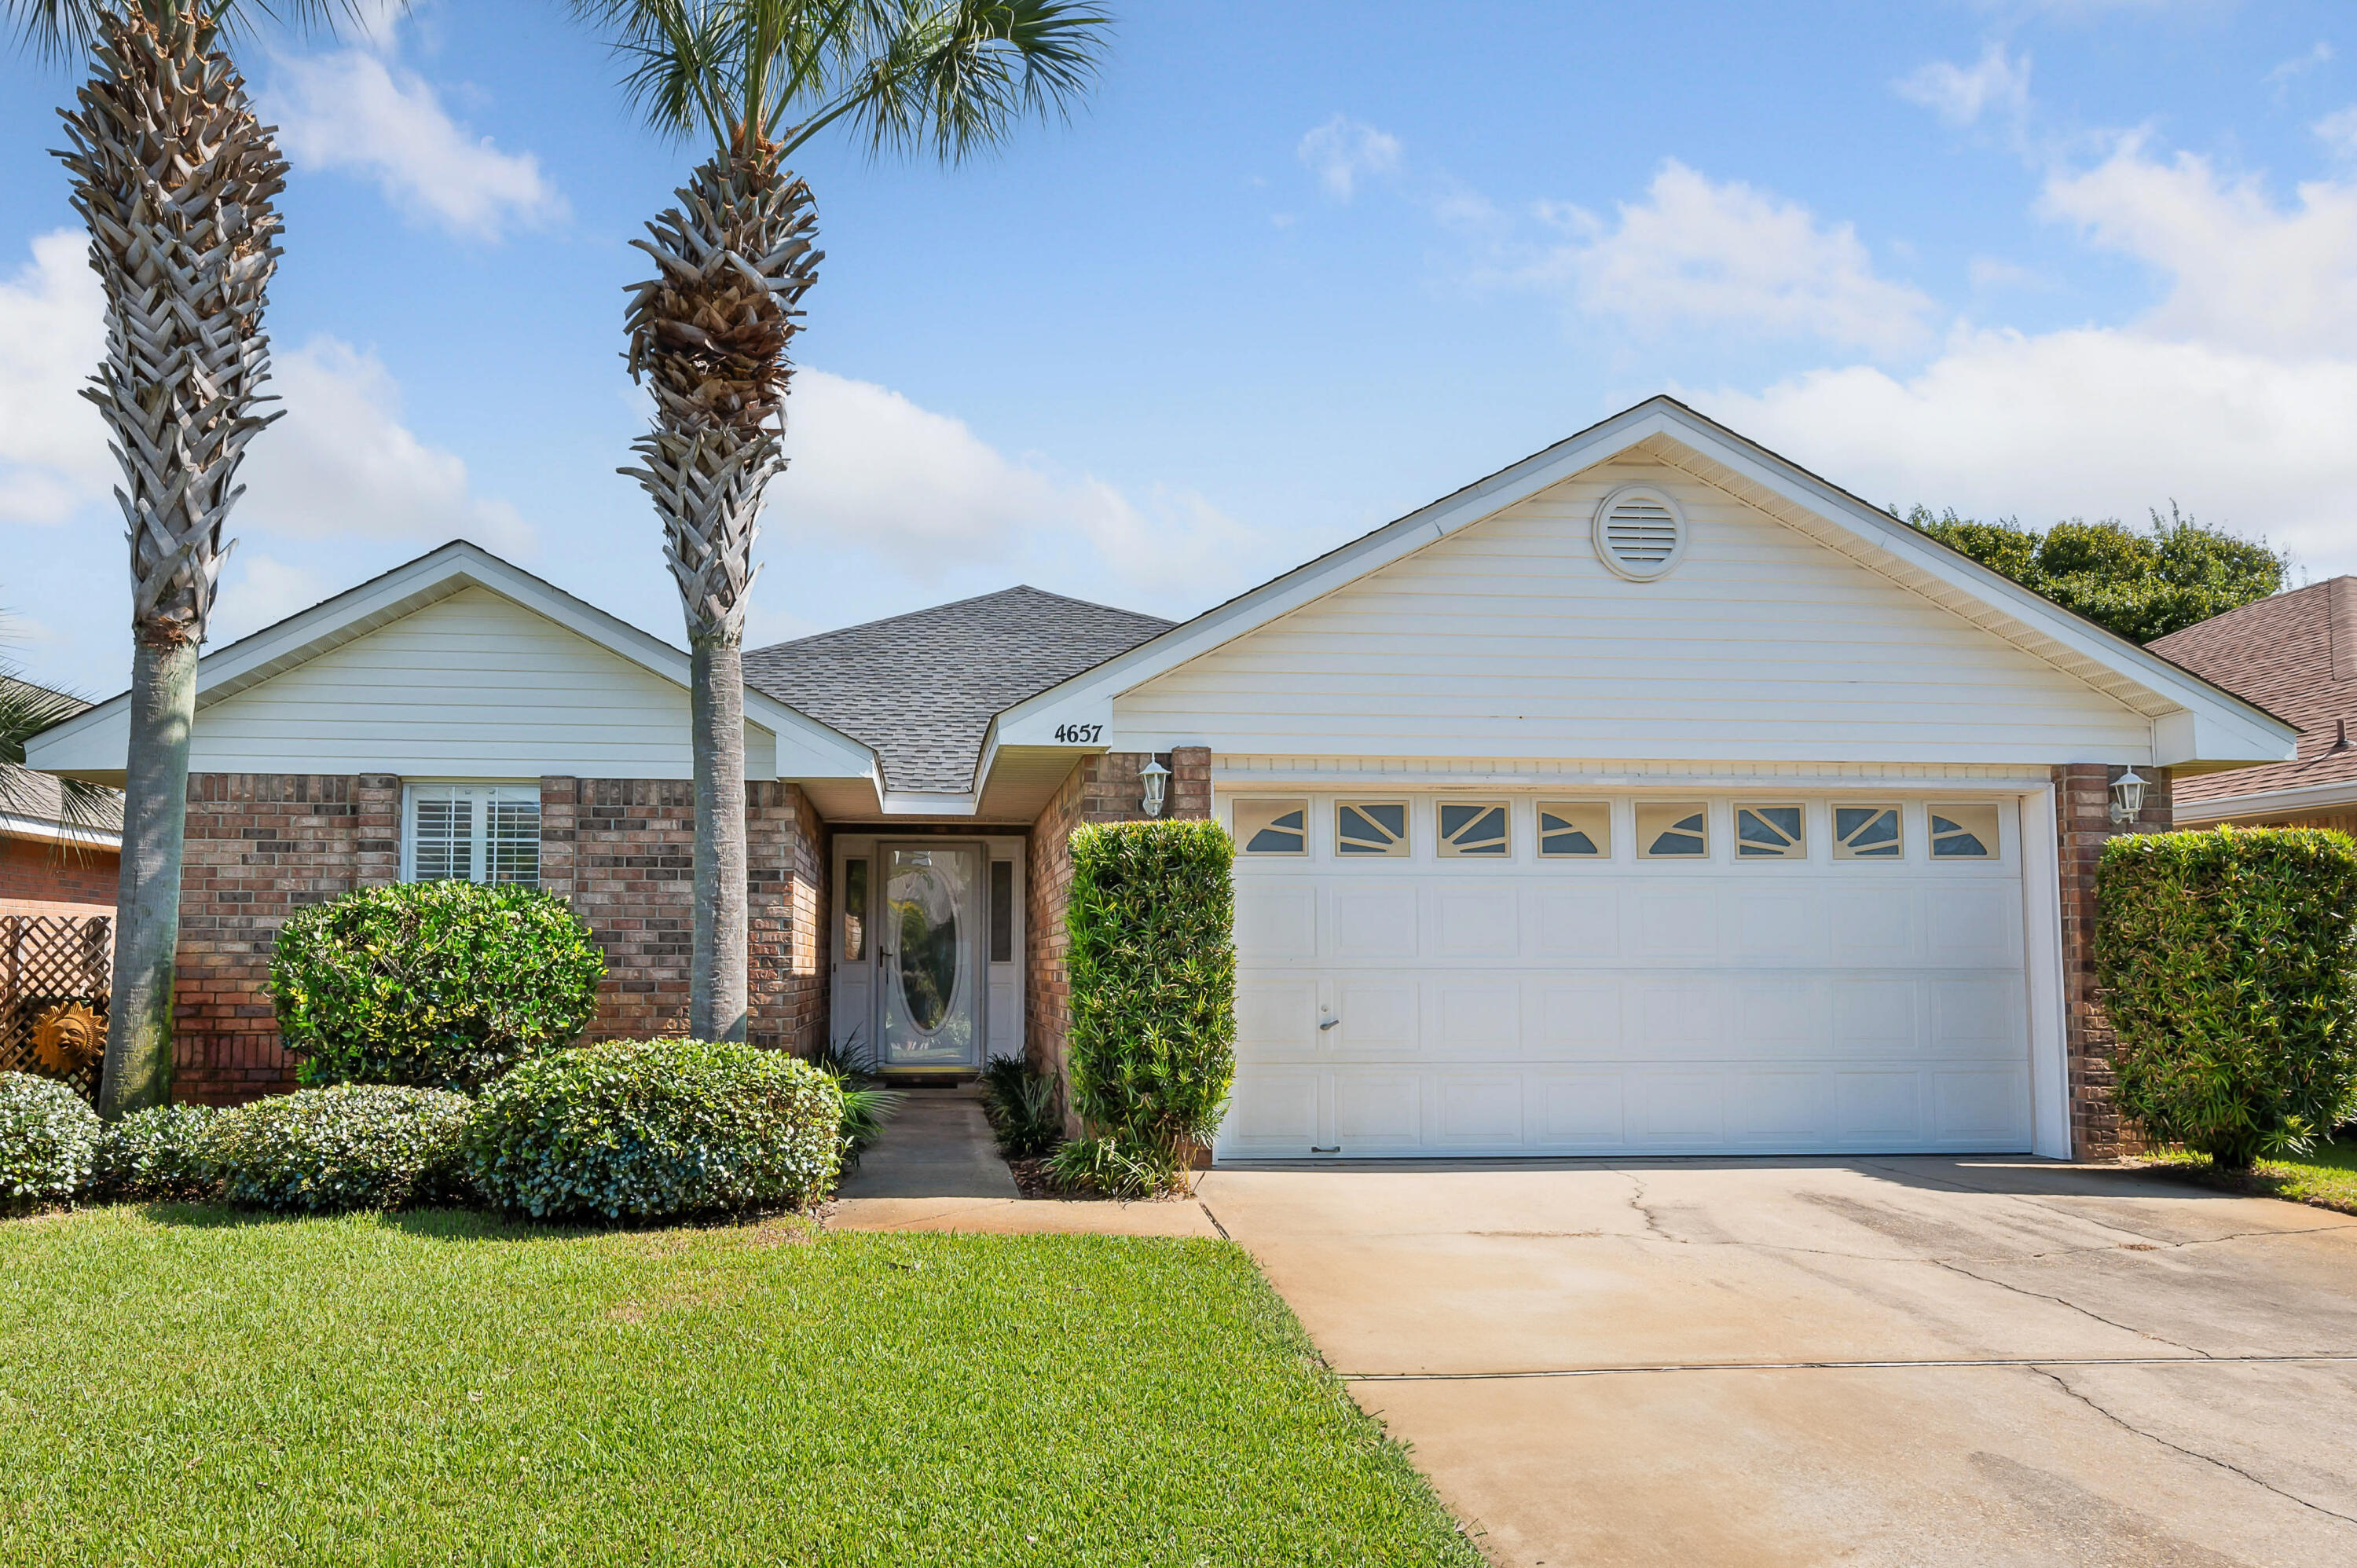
[5,0,2356,695]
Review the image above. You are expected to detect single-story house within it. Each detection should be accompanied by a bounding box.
[28,397,2294,1157]
[2,680,121,919]
[2147,576,2357,832]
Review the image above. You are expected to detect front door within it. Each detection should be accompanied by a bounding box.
[878,842,985,1069]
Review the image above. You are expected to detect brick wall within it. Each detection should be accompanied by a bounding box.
[170,771,827,1106]
[2054,763,2173,1160]
[0,835,119,918]
[1023,746,1211,1104]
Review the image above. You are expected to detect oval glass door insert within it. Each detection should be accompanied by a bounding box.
[895,862,959,1033]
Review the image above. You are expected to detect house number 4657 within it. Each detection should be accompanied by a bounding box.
[1051,723,1104,744]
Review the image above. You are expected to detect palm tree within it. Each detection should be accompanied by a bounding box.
[574,0,1111,1042]
[9,1,363,1116]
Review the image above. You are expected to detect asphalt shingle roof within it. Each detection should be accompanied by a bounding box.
[742,586,1173,794]
[2148,577,2357,810]
[2,678,124,836]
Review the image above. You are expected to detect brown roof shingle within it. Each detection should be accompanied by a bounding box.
[2148,577,2357,810]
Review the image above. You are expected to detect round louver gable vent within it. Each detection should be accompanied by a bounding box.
[1593,485,1688,581]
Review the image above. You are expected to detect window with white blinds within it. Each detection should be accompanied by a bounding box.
[404,785,541,887]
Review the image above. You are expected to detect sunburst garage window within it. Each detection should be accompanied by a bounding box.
[1233,799,1309,855]
[1336,801,1410,856]
[1636,803,1710,859]
[1930,804,2002,859]
[1437,802,1510,857]
[1833,806,1903,859]
[1736,804,1806,858]
[1537,801,1611,858]
[405,784,541,887]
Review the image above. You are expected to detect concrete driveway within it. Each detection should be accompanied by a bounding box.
[1193,1159,2357,1567]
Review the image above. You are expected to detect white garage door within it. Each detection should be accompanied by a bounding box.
[1217,793,2035,1160]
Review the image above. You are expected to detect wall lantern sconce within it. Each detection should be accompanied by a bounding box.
[1139,757,1171,819]
[2110,768,2148,826]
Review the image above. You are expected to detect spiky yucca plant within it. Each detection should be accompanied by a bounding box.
[15,0,360,1115]
[579,0,1111,1041]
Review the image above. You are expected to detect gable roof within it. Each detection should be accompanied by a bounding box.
[745,586,1171,793]
[982,395,2296,782]
[2149,577,2357,817]
[25,541,879,788]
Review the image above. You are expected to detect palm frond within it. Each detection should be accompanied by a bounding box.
[823,0,1109,163]
[0,674,118,844]
[5,1,393,61]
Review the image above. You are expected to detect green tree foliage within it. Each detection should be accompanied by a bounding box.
[1904,503,2287,643]
[1063,820,1237,1174]
[271,882,607,1093]
[2095,828,2357,1171]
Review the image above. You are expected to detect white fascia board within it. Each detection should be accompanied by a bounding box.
[0,811,121,850]
[24,540,880,784]
[2175,778,2357,823]
[984,397,2297,777]
[877,788,985,817]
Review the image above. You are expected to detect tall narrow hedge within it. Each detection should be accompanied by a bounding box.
[272,881,606,1093]
[2095,827,2357,1170]
[1065,819,1237,1156]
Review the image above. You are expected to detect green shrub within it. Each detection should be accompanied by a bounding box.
[2096,827,2357,1171]
[211,1086,475,1213]
[1065,819,1237,1162]
[93,1104,225,1201]
[0,1072,101,1208]
[464,1039,844,1220]
[806,1042,905,1167]
[979,1055,1064,1158]
[1043,1132,1186,1199]
[271,881,606,1093]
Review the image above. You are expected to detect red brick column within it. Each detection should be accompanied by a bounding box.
[2053,763,2174,1160]
[1022,748,1215,1098]
[747,781,827,1054]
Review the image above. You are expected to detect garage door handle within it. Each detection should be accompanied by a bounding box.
[1318,1017,1340,1031]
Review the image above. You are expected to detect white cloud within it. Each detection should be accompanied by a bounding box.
[1895,42,2032,130]
[773,369,1269,601]
[1705,139,2357,577]
[207,554,332,645]
[1967,255,2044,290]
[1516,161,1935,355]
[238,336,534,554]
[2315,106,2357,161]
[0,231,108,525]
[2269,41,2334,91]
[1297,115,1401,201]
[2040,137,2357,357]
[269,47,562,239]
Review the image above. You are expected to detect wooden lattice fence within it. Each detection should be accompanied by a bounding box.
[2,916,112,1104]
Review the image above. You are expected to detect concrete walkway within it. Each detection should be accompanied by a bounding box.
[1194,1159,2357,1567]
[827,1087,1219,1239]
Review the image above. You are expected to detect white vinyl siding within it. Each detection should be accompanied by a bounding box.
[1115,461,2153,767]
[186,587,779,780]
[404,784,541,887]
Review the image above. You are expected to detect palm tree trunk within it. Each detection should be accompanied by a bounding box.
[621,145,819,1046]
[58,7,286,1115]
[101,634,197,1117]
[691,640,749,1041]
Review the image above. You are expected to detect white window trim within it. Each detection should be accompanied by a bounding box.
[401,782,544,886]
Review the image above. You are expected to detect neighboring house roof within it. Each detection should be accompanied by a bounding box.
[744,586,1172,794]
[2,679,123,847]
[2148,577,2357,821]
[985,395,2296,787]
[24,541,881,792]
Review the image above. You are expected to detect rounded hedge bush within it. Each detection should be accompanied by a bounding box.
[464,1039,844,1221]
[271,881,605,1093]
[0,1072,101,1208]
[211,1085,475,1213]
[93,1104,225,1201]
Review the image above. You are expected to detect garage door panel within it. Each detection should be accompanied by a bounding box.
[1532,886,1618,958]
[1534,1072,1628,1145]
[1221,789,2035,1160]
[1237,978,1319,1057]
[1727,888,1826,962]
[1728,1071,1831,1141]
[1332,886,1419,961]
[1237,882,1317,962]
[1336,1074,1422,1148]
[1835,1071,1923,1142]
[1436,1075,1526,1147]
[1431,885,1519,958]
[1435,983,1519,1058]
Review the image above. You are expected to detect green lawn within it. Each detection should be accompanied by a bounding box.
[0,1207,1480,1567]
[2149,1135,2357,1216]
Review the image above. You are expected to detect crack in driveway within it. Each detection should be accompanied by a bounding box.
[1341,1353,2357,1381]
